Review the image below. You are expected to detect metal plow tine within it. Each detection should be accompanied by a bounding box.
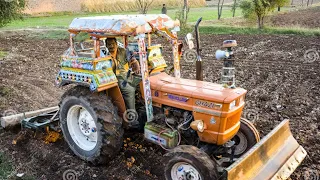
[226,119,307,180]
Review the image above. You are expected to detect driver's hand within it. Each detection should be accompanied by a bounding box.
[131,59,140,74]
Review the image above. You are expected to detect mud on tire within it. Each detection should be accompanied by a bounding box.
[59,86,123,164]
[164,145,219,180]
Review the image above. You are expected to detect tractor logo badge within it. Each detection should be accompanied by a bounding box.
[210,117,216,124]
[195,100,215,108]
[168,94,189,102]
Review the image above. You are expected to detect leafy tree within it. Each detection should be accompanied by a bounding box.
[0,0,25,27]
[239,0,289,29]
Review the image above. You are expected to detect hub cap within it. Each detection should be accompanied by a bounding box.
[171,162,202,180]
[233,131,248,155]
[67,105,98,151]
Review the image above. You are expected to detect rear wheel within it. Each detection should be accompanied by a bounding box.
[59,86,123,164]
[164,145,219,180]
[230,118,260,157]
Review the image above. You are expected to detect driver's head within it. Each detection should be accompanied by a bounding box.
[106,38,118,54]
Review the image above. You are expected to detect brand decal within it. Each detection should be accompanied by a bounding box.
[195,100,222,109]
[168,94,189,102]
[149,135,166,145]
[195,100,215,108]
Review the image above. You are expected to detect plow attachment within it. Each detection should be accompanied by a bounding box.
[226,119,307,180]
[1,106,59,128]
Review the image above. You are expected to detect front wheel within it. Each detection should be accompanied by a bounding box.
[230,118,260,157]
[59,86,123,164]
[164,145,219,180]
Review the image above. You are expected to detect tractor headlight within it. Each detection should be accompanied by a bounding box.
[190,120,207,133]
[197,120,205,132]
[229,100,236,110]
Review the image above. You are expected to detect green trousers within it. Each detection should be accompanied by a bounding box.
[117,75,141,110]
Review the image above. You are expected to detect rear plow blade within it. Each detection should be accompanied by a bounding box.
[226,119,307,180]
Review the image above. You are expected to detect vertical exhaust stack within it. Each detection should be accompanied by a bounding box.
[216,40,237,88]
[195,17,203,81]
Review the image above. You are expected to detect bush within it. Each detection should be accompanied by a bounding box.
[0,0,25,27]
[239,0,255,19]
[239,0,290,29]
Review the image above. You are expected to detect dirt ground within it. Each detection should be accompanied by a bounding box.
[271,6,320,28]
[0,32,319,180]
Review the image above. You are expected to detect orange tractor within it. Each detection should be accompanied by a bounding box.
[20,14,306,179]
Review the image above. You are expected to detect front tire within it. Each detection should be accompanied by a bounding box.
[230,118,260,157]
[59,86,123,164]
[164,145,219,180]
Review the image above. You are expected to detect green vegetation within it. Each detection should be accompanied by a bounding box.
[239,0,290,29]
[198,26,320,36]
[0,51,8,59]
[0,153,13,179]
[2,7,241,29]
[1,5,318,38]
[0,152,35,180]
[0,0,25,27]
[0,86,11,96]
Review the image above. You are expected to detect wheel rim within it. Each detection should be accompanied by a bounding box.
[67,105,98,151]
[233,131,248,155]
[171,162,202,180]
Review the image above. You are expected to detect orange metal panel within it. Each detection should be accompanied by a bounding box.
[148,72,246,145]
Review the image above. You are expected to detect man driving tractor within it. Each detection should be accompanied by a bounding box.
[105,38,141,110]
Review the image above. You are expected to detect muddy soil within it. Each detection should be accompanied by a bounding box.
[0,33,319,180]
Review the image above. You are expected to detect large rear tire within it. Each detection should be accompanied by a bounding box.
[164,145,219,180]
[59,86,123,164]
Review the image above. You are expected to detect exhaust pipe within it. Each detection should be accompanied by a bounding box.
[195,17,203,81]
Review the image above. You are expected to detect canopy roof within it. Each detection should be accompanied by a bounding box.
[68,14,180,36]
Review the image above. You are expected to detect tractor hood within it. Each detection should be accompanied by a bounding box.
[149,72,247,103]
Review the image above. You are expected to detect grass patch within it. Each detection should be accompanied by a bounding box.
[194,26,320,36]
[1,7,241,30]
[0,153,35,180]
[0,51,8,59]
[0,153,13,180]
[0,87,11,97]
